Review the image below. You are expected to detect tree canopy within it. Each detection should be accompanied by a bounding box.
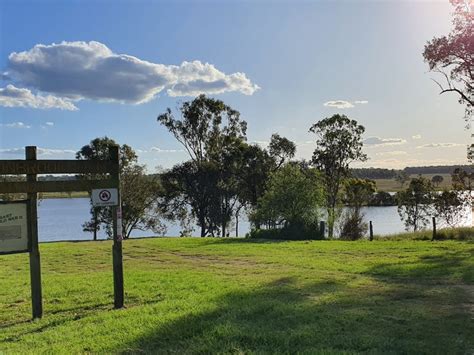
[423,0,473,123]
[309,114,367,238]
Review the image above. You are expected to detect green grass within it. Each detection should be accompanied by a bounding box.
[376,227,474,241]
[1,238,473,353]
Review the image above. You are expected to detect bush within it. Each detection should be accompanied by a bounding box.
[369,191,395,206]
[339,212,368,240]
[246,222,323,240]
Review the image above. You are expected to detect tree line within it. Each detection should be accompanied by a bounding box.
[71,94,472,241]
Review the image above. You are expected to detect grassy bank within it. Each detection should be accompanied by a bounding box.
[1,238,473,353]
[376,227,474,241]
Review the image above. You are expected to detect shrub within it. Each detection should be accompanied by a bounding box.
[246,221,323,240]
[339,212,368,240]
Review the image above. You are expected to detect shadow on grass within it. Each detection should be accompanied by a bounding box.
[366,248,474,284]
[117,277,473,354]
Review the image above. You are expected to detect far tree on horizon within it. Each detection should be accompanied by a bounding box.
[309,114,367,238]
[431,175,444,187]
[395,171,410,189]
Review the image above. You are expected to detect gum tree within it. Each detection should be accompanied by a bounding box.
[309,114,367,238]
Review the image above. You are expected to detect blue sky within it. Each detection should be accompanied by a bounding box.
[0,0,470,170]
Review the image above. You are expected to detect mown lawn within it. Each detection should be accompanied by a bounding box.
[0,238,473,353]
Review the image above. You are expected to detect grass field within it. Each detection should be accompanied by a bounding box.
[1,237,473,353]
[373,174,452,192]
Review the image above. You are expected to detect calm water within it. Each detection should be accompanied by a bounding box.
[37,198,472,242]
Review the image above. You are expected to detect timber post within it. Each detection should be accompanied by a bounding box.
[110,146,124,309]
[0,145,125,318]
[26,146,43,319]
[369,221,374,241]
[432,217,437,241]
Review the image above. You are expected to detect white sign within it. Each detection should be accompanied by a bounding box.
[0,202,28,254]
[92,188,118,207]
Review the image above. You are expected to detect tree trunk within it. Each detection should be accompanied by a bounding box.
[221,221,226,238]
[235,212,239,237]
[327,207,335,239]
[93,208,98,241]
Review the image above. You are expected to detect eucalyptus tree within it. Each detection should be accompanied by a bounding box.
[309,114,367,238]
[157,95,247,237]
[396,176,435,232]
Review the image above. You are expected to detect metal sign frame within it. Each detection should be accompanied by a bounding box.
[0,146,124,319]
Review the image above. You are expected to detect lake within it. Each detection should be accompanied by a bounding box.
[37,198,472,242]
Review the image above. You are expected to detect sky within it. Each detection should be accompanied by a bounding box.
[0,0,471,171]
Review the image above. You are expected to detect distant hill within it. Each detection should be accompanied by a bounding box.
[351,165,472,179]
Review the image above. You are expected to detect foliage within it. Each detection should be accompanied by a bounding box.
[423,0,473,123]
[120,166,166,238]
[451,167,474,191]
[246,221,322,240]
[157,95,248,237]
[394,171,410,188]
[268,133,296,169]
[309,114,367,238]
[157,95,298,237]
[76,137,163,239]
[250,164,323,233]
[369,191,396,206]
[396,176,435,232]
[339,212,368,241]
[431,175,444,187]
[157,94,247,164]
[433,189,467,228]
[343,178,376,211]
[340,178,376,240]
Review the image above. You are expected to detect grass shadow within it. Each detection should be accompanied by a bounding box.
[116,277,473,354]
[366,248,474,284]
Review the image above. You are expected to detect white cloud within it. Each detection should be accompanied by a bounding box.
[4,41,259,107]
[37,148,76,156]
[412,134,422,140]
[374,150,408,156]
[45,121,54,126]
[0,84,77,110]
[0,147,75,156]
[417,143,465,148]
[363,136,407,146]
[323,100,368,109]
[150,147,184,153]
[323,100,354,109]
[0,121,31,129]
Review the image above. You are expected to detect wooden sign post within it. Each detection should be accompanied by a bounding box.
[26,147,43,319]
[0,146,124,319]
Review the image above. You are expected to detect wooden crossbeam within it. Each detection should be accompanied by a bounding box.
[0,179,118,193]
[0,160,118,175]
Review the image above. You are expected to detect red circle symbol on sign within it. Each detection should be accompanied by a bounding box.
[99,190,111,202]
